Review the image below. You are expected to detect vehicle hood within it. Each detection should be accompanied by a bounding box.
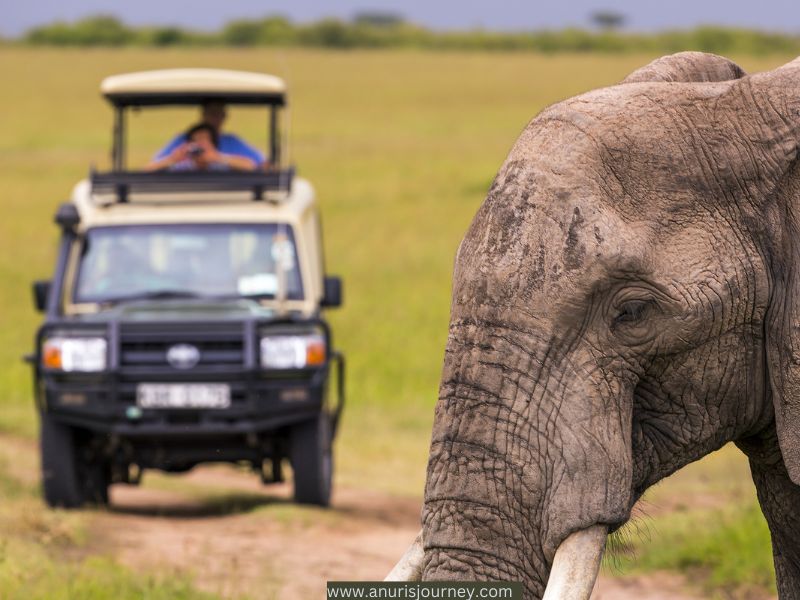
[75,298,281,322]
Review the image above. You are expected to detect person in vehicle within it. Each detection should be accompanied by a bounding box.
[146,123,257,172]
[148,101,263,171]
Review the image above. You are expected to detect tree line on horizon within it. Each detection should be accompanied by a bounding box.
[11,14,800,55]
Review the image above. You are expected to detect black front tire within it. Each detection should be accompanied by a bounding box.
[289,414,333,506]
[40,414,109,508]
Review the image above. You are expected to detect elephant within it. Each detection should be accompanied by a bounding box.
[386,52,800,599]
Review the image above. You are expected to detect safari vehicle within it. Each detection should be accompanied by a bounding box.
[29,69,345,508]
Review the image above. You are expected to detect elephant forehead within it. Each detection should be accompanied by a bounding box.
[452,77,782,315]
[453,177,651,316]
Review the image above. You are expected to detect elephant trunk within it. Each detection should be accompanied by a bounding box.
[415,315,631,597]
[386,525,607,600]
[422,444,541,587]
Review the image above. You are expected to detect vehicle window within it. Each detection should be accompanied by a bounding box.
[74,224,303,303]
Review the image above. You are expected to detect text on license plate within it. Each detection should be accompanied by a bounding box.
[136,384,231,409]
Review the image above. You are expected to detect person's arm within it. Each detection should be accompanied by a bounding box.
[146,143,189,171]
[201,141,257,172]
[218,153,257,171]
[219,134,267,170]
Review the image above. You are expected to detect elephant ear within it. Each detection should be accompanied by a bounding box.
[766,160,800,483]
[750,58,800,483]
[622,51,745,83]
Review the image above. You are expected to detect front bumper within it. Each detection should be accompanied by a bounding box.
[34,318,345,440]
[41,368,328,438]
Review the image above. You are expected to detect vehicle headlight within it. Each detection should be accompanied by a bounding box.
[260,333,326,369]
[42,337,107,372]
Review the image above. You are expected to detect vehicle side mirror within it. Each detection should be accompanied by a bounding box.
[33,280,51,313]
[54,202,80,231]
[321,276,342,308]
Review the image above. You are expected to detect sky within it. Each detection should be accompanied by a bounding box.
[3,0,800,37]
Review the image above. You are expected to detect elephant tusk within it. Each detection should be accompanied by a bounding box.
[542,525,607,600]
[384,530,424,581]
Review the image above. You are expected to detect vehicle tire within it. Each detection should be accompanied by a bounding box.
[40,413,84,508]
[289,414,333,507]
[40,415,110,508]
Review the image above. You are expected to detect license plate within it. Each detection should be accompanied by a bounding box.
[136,384,231,409]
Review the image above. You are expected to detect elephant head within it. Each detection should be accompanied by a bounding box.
[388,52,800,598]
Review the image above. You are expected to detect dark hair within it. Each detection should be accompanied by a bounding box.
[184,122,219,148]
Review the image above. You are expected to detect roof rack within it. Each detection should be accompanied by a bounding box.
[90,168,295,203]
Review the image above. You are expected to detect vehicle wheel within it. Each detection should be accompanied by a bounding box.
[289,414,333,506]
[40,413,84,508]
[40,414,109,508]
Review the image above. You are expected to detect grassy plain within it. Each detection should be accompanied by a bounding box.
[0,48,796,597]
[0,442,218,599]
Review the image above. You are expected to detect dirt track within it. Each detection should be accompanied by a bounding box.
[97,469,424,598]
[93,466,709,599]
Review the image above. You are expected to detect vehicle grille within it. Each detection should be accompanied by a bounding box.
[118,322,246,369]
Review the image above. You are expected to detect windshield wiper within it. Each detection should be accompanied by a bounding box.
[104,290,209,304]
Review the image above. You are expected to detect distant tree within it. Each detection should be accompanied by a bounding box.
[221,16,295,46]
[299,19,354,48]
[26,15,134,45]
[260,16,295,44]
[353,11,405,27]
[590,10,626,30]
[222,20,264,46]
[18,12,800,55]
[149,27,185,46]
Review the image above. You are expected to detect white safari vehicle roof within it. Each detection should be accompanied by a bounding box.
[100,69,287,105]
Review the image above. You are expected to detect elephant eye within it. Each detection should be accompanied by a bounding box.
[613,299,653,327]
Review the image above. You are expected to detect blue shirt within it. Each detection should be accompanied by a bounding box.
[154,132,265,165]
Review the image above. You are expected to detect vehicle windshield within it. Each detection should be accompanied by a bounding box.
[74,224,303,304]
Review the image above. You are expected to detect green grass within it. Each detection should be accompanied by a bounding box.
[609,500,776,598]
[602,444,776,597]
[0,550,222,600]
[643,502,774,594]
[1,48,797,596]
[0,456,226,600]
